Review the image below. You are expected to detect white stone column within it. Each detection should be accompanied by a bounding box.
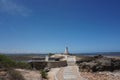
[45,56,49,61]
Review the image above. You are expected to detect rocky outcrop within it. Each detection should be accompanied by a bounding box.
[112,59,120,70]
[78,55,120,72]
[79,62,97,72]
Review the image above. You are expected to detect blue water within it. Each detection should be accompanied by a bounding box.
[3,52,120,57]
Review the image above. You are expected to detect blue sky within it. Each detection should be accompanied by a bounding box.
[0,0,120,53]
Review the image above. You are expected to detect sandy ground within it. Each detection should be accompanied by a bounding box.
[16,69,42,80]
[48,68,60,80]
[81,71,120,80]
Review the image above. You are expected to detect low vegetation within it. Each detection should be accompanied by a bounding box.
[0,54,32,80]
[0,54,31,69]
[16,62,32,69]
[0,54,16,68]
[40,70,48,79]
[48,53,54,57]
[8,69,25,80]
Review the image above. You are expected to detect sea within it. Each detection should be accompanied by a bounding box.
[3,52,120,57]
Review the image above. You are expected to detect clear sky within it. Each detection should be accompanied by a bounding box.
[0,0,120,53]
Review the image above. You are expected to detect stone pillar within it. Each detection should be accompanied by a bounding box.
[45,56,49,61]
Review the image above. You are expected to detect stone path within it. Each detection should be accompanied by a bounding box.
[67,56,76,66]
[55,56,87,80]
[63,66,77,80]
[63,56,78,80]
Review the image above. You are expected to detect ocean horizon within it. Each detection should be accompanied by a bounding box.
[2,52,120,56]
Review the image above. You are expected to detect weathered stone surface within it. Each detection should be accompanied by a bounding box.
[77,55,120,72]
[79,62,97,72]
[112,59,120,70]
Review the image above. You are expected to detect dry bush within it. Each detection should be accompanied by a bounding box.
[8,69,25,80]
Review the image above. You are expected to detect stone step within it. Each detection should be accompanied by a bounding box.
[63,67,77,80]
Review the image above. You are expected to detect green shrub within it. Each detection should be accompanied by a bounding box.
[16,62,32,69]
[48,53,54,57]
[0,54,32,69]
[0,54,16,68]
[40,70,48,79]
